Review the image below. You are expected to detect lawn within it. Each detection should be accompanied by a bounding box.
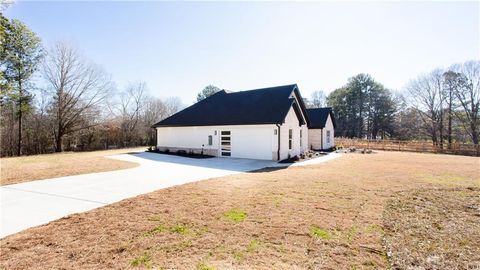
[0,147,144,186]
[0,151,478,269]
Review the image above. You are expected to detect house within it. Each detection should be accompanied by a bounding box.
[152,84,334,161]
[306,107,336,150]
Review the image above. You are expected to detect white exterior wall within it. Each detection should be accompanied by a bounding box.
[308,129,322,150]
[156,124,278,160]
[279,107,308,160]
[322,115,335,149]
[307,114,335,150]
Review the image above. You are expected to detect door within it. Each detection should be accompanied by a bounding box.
[220,131,231,156]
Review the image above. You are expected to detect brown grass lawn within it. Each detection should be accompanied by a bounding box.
[0,147,144,186]
[0,151,479,269]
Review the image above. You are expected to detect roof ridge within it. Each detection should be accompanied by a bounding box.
[226,84,297,94]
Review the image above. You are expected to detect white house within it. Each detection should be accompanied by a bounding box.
[152,84,334,161]
[306,108,336,150]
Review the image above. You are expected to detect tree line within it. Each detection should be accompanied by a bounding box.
[305,62,479,147]
[2,14,478,157]
[1,16,181,157]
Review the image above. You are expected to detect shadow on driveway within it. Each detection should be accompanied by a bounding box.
[122,152,281,172]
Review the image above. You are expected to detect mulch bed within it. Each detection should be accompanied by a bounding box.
[383,187,480,270]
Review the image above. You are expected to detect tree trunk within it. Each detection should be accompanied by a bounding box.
[447,91,453,149]
[472,123,479,145]
[439,110,444,150]
[55,124,64,152]
[17,81,22,156]
[55,134,63,152]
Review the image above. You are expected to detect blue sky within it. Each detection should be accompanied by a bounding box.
[4,1,479,104]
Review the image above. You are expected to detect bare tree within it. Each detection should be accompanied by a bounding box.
[163,96,183,116]
[452,61,480,144]
[43,42,113,152]
[0,0,15,12]
[310,90,326,108]
[407,69,445,145]
[117,82,147,147]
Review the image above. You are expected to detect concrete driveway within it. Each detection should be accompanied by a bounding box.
[0,152,280,238]
[0,152,340,238]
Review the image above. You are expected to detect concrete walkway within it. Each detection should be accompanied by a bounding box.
[0,152,340,238]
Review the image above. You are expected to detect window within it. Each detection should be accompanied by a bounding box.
[300,130,302,147]
[326,130,331,144]
[208,135,213,145]
[288,129,292,150]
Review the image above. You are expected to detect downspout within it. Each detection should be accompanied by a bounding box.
[321,128,324,150]
[276,124,281,161]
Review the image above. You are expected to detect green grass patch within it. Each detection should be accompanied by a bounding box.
[233,250,244,262]
[170,224,191,235]
[366,224,384,233]
[197,263,217,270]
[130,253,152,268]
[148,215,162,222]
[310,226,333,240]
[346,225,358,242]
[223,208,247,223]
[246,239,260,252]
[143,224,168,237]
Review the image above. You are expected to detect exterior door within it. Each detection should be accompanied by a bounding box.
[220,131,231,156]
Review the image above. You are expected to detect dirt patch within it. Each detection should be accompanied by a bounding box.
[0,151,478,269]
[0,147,143,186]
[383,187,480,270]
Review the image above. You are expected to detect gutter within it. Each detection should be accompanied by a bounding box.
[276,124,281,161]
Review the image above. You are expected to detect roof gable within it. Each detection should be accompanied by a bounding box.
[306,107,336,129]
[153,84,309,127]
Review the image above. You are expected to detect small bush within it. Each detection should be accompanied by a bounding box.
[164,148,170,154]
[349,146,356,152]
[177,150,186,155]
[223,208,247,223]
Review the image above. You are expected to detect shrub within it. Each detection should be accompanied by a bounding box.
[177,150,186,155]
[164,148,170,154]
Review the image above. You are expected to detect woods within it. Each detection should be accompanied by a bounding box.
[0,16,181,157]
[315,63,479,147]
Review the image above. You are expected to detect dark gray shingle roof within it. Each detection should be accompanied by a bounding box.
[153,84,308,127]
[306,107,336,129]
